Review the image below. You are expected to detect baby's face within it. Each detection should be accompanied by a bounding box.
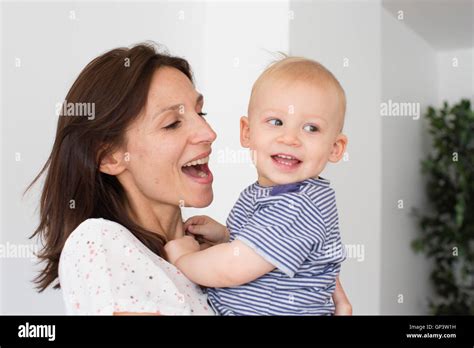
[241,77,346,187]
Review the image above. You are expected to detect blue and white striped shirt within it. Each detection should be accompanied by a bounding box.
[207,177,346,315]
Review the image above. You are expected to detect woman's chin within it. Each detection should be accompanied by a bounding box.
[179,171,214,207]
[183,191,213,208]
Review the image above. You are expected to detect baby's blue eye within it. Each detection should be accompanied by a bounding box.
[303,124,319,132]
[268,119,283,126]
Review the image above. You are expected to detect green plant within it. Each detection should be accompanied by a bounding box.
[412,99,474,315]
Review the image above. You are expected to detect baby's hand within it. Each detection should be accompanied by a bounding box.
[164,235,200,265]
[183,215,229,245]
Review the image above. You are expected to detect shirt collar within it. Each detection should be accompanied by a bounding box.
[252,176,330,199]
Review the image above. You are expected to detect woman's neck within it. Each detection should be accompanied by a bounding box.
[122,186,184,242]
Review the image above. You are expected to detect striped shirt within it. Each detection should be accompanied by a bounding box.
[207,177,346,315]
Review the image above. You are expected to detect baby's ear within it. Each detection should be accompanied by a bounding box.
[328,133,348,163]
[240,116,251,148]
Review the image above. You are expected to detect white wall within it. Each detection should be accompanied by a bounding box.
[380,7,438,314]
[437,48,474,105]
[289,1,382,314]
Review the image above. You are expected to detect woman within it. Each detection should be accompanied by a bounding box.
[27,43,352,315]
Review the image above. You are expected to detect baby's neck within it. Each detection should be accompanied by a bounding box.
[257,175,321,188]
[257,176,277,187]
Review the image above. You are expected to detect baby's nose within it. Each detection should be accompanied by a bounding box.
[277,133,301,147]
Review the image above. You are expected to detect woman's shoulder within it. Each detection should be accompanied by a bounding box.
[71,217,130,234]
[65,218,133,246]
[61,218,142,263]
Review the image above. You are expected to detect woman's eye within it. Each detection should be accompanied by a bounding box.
[268,118,283,126]
[303,124,319,133]
[163,120,181,130]
[198,112,207,117]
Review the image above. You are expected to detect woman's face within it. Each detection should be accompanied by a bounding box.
[121,67,217,208]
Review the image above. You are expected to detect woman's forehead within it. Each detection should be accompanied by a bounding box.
[149,67,194,95]
[147,68,200,109]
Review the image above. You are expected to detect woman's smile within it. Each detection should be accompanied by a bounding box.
[181,151,214,185]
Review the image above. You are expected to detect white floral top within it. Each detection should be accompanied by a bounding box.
[58,218,214,315]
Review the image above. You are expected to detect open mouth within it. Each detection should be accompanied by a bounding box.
[271,153,302,170]
[181,155,213,184]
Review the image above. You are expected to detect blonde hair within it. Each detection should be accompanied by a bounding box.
[249,55,346,130]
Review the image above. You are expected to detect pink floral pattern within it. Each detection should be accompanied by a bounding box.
[59,218,214,315]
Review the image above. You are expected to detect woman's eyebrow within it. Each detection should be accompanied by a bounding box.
[154,103,183,117]
[154,94,204,118]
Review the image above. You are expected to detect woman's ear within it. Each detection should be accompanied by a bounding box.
[240,116,251,148]
[99,147,128,176]
[329,133,348,163]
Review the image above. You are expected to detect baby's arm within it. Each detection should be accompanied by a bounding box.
[333,276,352,315]
[166,238,275,288]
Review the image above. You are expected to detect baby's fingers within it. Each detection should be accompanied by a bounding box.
[186,223,206,236]
[183,215,209,231]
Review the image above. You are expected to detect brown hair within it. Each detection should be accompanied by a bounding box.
[26,42,193,292]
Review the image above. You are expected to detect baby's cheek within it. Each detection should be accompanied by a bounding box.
[304,154,326,174]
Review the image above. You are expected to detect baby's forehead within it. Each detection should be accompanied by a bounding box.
[252,76,342,111]
[262,74,338,97]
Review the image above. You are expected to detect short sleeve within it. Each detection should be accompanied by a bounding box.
[234,193,327,278]
[58,219,164,315]
[59,220,117,314]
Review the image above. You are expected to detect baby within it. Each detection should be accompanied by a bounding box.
[165,56,349,315]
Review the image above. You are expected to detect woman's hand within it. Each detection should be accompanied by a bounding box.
[333,276,352,315]
[183,215,229,245]
[164,235,200,265]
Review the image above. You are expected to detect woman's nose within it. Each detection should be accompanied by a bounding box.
[189,113,217,144]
